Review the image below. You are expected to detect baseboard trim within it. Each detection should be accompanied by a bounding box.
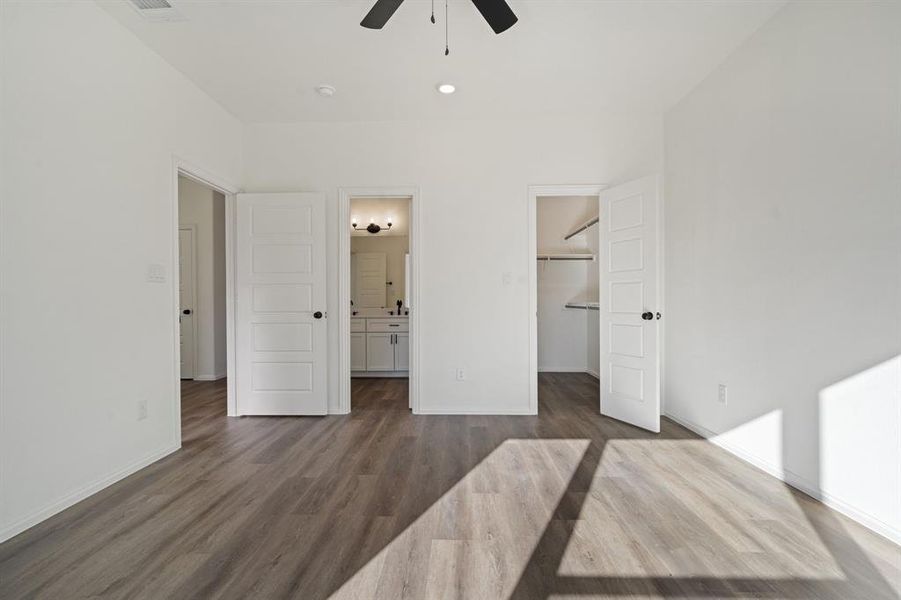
[351,372,409,379]
[0,443,180,544]
[538,367,589,373]
[194,372,226,381]
[585,369,600,380]
[417,408,536,415]
[665,412,901,546]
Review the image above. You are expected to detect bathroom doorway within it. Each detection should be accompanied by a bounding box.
[338,188,420,413]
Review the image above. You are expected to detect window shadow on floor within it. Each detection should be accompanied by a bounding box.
[1,374,897,599]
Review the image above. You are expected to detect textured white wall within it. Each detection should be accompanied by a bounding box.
[244,116,662,414]
[0,1,242,541]
[664,1,901,542]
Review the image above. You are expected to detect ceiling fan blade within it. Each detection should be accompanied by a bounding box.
[470,0,518,34]
[360,0,405,29]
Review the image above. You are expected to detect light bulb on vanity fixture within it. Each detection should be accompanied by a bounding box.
[352,216,392,234]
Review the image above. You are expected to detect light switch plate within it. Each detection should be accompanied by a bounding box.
[718,384,728,405]
[147,264,166,283]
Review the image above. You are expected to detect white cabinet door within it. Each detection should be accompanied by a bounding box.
[235,192,328,415]
[350,332,367,371]
[394,333,409,371]
[366,333,395,371]
[599,175,661,432]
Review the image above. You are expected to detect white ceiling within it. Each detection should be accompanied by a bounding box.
[99,0,784,123]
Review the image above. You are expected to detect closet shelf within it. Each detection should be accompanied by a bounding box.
[563,216,599,241]
[565,302,599,311]
[536,253,595,261]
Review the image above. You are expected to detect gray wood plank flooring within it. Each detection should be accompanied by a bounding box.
[0,374,898,599]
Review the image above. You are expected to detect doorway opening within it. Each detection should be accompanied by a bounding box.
[178,175,227,384]
[339,188,420,414]
[528,178,663,431]
[534,192,602,410]
[173,161,238,442]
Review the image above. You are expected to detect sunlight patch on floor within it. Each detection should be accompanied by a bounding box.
[556,437,844,579]
[330,438,591,599]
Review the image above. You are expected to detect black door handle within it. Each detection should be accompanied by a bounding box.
[641,311,653,321]
[313,311,323,319]
[182,309,192,315]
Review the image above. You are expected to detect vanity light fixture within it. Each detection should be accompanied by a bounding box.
[352,216,392,234]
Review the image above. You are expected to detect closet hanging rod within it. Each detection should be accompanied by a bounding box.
[563,216,599,241]
[564,302,599,311]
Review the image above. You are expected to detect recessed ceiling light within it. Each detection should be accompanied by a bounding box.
[437,83,456,95]
[316,84,336,97]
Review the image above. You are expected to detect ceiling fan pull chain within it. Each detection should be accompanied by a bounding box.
[431,0,435,24]
[445,0,449,55]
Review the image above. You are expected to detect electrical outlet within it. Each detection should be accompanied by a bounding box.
[456,368,466,381]
[718,384,728,405]
[138,399,148,421]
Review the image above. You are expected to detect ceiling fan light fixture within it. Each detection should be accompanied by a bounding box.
[437,83,456,95]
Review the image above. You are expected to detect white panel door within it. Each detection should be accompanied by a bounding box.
[236,193,327,415]
[178,228,196,380]
[598,175,661,432]
[355,253,387,307]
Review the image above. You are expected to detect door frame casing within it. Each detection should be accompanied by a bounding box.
[177,224,199,380]
[338,186,421,414]
[171,157,240,439]
[527,184,607,414]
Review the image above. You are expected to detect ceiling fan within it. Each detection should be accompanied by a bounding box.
[361,0,518,35]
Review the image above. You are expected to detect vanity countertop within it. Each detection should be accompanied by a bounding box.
[351,312,408,319]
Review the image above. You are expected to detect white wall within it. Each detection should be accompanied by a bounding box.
[178,176,227,380]
[0,1,242,542]
[537,196,598,372]
[664,1,901,542]
[244,116,662,414]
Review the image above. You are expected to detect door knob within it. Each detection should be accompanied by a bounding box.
[313,311,323,319]
[182,309,192,315]
[641,311,653,321]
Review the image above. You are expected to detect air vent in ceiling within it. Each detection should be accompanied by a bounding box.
[128,0,185,22]
[132,0,171,8]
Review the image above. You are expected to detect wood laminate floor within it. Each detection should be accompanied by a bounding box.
[1,374,899,599]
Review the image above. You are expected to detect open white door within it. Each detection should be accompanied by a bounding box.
[598,175,661,432]
[236,192,328,415]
